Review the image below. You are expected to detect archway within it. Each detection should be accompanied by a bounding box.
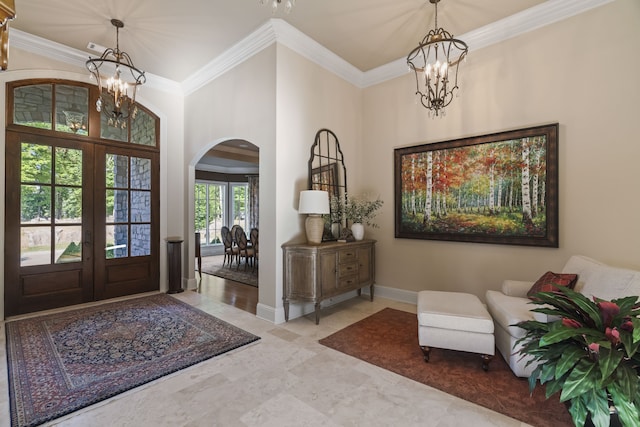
[186,138,260,314]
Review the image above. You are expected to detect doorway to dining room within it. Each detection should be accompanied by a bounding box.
[193,139,259,314]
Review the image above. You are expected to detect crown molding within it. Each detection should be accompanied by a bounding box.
[181,19,363,95]
[11,28,183,95]
[11,0,614,94]
[270,19,364,87]
[181,20,278,96]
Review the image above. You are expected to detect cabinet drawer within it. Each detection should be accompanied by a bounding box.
[338,275,358,289]
[338,249,356,263]
[338,262,358,277]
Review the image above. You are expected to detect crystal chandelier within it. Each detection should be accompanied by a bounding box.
[407,0,468,117]
[86,19,146,128]
[259,0,296,14]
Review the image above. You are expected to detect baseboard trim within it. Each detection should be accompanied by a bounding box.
[268,286,419,325]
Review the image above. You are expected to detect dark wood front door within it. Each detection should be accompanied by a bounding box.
[4,131,159,316]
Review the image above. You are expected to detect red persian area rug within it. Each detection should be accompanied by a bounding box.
[319,308,574,427]
[5,293,260,427]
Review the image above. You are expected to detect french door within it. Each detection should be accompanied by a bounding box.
[4,131,159,316]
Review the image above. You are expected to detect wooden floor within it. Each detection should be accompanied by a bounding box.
[196,272,258,315]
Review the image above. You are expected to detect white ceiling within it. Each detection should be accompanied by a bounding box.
[10,0,611,170]
[13,0,550,83]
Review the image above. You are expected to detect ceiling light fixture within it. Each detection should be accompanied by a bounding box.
[407,0,468,117]
[86,19,146,128]
[259,0,295,14]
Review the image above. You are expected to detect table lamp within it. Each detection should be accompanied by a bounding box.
[298,190,330,245]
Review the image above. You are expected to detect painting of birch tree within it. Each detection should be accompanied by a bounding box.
[394,124,558,247]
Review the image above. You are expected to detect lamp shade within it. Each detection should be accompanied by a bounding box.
[298,190,330,215]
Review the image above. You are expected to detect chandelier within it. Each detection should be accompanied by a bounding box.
[259,0,295,14]
[407,0,468,117]
[86,19,146,128]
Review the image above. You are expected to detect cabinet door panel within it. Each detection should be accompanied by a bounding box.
[286,252,317,300]
[357,246,373,285]
[319,251,337,296]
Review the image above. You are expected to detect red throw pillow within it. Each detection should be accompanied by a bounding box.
[527,271,578,299]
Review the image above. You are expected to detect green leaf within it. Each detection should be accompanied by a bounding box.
[545,376,565,398]
[538,360,557,384]
[583,388,610,427]
[560,359,599,401]
[539,325,600,347]
[556,346,586,378]
[567,397,588,427]
[597,347,624,383]
[609,383,640,427]
[633,318,640,344]
[619,328,640,358]
[615,363,639,398]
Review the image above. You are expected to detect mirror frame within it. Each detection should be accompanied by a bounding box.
[308,129,347,241]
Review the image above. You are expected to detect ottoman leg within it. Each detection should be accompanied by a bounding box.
[420,346,431,362]
[481,354,493,371]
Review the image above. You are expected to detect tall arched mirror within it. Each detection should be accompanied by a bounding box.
[308,129,347,241]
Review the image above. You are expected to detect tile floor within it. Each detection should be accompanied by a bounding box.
[0,290,531,426]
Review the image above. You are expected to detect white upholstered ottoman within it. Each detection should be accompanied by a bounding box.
[417,290,495,371]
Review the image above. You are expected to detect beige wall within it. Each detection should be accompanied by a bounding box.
[360,0,640,302]
[2,0,637,320]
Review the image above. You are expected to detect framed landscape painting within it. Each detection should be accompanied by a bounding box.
[394,123,559,247]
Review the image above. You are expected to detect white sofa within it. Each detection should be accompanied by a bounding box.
[485,255,640,377]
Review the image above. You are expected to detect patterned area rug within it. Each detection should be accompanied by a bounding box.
[200,255,258,287]
[5,293,260,427]
[319,308,574,427]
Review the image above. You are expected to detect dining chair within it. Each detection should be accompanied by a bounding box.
[234,226,254,271]
[221,226,238,267]
[249,228,259,272]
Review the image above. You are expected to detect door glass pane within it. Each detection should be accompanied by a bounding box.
[131,224,150,256]
[100,94,129,142]
[131,191,150,222]
[55,147,82,185]
[131,157,151,189]
[14,84,53,129]
[54,225,82,264]
[21,143,52,183]
[131,109,156,147]
[106,154,129,188]
[107,189,129,222]
[21,185,51,224]
[106,224,128,258]
[54,187,82,223]
[21,226,51,266]
[55,85,88,135]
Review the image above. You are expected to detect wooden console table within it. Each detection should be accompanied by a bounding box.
[282,239,376,324]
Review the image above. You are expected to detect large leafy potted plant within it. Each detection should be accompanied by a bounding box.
[516,286,640,427]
